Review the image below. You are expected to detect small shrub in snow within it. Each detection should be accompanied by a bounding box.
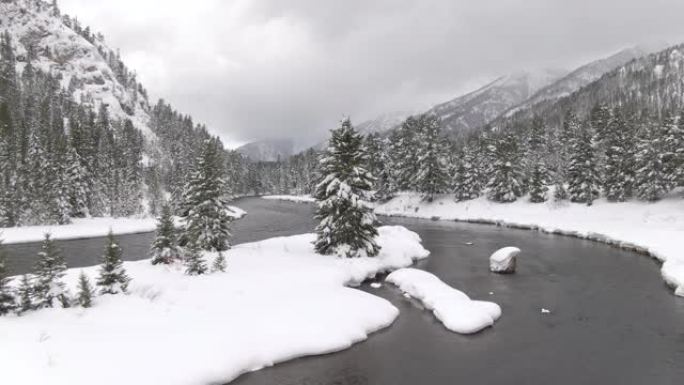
[184,243,207,276]
[0,238,16,315]
[150,204,182,265]
[77,271,94,308]
[212,251,226,273]
[97,231,130,294]
[17,274,34,313]
[33,233,68,308]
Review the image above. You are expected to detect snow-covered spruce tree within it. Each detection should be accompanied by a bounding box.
[602,110,635,202]
[184,242,207,275]
[374,139,397,202]
[150,204,181,265]
[527,116,549,203]
[64,146,90,218]
[33,233,68,308]
[634,122,672,201]
[568,123,601,205]
[415,114,450,202]
[389,116,421,191]
[0,239,16,315]
[180,139,233,252]
[77,271,94,308]
[454,146,483,201]
[97,231,130,295]
[487,134,524,203]
[314,118,380,258]
[554,182,569,201]
[364,132,385,194]
[17,275,34,313]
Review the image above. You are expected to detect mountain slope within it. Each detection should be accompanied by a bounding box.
[237,139,294,162]
[356,111,416,134]
[490,43,684,132]
[425,68,567,138]
[0,0,153,138]
[502,46,656,118]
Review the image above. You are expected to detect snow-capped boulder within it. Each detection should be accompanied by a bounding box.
[490,246,520,274]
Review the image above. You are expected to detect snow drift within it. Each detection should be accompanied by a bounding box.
[0,226,428,385]
[386,268,501,334]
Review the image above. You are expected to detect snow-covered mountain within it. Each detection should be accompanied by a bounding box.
[0,0,154,138]
[497,42,684,130]
[425,68,567,138]
[501,46,658,118]
[356,111,417,134]
[237,139,294,162]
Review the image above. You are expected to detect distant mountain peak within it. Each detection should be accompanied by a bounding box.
[237,139,294,162]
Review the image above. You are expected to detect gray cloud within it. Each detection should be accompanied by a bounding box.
[60,0,684,148]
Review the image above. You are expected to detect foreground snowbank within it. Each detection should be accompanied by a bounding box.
[376,191,684,296]
[0,226,429,385]
[262,195,315,203]
[386,268,501,334]
[0,206,246,245]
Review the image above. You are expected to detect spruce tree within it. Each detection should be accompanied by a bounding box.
[184,242,207,275]
[553,182,569,202]
[97,231,130,294]
[77,271,94,308]
[17,274,34,313]
[150,204,181,265]
[374,139,396,202]
[454,146,483,201]
[527,116,549,203]
[180,139,233,252]
[634,122,672,201]
[415,114,449,202]
[568,123,601,205]
[0,238,15,315]
[487,134,524,202]
[602,111,635,202]
[33,233,68,308]
[389,117,420,191]
[314,118,380,258]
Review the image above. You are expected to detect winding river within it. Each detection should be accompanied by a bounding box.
[5,197,684,384]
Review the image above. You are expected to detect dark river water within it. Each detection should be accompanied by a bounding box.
[5,197,684,384]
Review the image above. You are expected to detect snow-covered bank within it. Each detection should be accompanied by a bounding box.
[376,191,684,296]
[0,206,246,245]
[386,268,501,334]
[262,195,315,203]
[0,226,429,385]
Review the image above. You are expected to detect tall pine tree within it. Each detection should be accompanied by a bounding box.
[180,139,233,252]
[568,123,601,205]
[314,119,380,258]
[415,114,449,202]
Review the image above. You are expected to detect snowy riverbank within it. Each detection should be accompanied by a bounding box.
[375,191,684,297]
[0,226,429,385]
[262,195,315,203]
[0,206,247,245]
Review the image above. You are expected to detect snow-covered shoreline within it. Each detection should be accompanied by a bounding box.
[0,226,429,385]
[375,191,684,297]
[262,195,315,203]
[0,206,247,245]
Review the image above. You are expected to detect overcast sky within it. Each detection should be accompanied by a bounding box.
[60,0,684,148]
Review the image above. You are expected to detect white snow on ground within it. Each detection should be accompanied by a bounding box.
[0,226,428,385]
[490,247,520,273]
[386,268,501,334]
[262,195,315,203]
[0,206,246,245]
[376,190,684,297]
